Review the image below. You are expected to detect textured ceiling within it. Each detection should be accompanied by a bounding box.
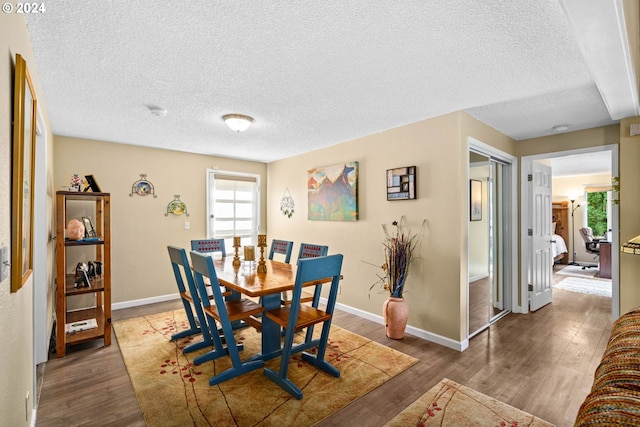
[22,1,635,165]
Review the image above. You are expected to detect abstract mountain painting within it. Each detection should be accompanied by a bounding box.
[308,161,358,221]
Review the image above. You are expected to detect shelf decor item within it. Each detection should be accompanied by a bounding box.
[165,195,189,216]
[130,173,157,197]
[11,53,37,293]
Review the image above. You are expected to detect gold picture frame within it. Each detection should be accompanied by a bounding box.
[11,54,37,292]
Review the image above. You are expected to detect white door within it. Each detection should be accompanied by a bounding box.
[529,161,553,311]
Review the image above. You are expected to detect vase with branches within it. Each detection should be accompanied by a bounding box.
[369,216,425,298]
[367,216,425,339]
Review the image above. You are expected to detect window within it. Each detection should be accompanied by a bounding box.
[207,170,260,248]
[586,191,608,238]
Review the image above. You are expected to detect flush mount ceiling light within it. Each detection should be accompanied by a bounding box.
[552,124,569,132]
[223,113,254,132]
[146,105,167,117]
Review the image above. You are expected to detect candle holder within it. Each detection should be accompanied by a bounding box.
[257,234,267,273]
[232,237,241,266]
[243,245,256,270]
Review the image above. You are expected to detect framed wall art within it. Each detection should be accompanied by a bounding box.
[470,179,482,221]
[11,54,37,292]
[387,166,416,200]
[308,161,358,221]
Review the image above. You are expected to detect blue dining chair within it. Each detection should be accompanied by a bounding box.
[191,238,226,257]
[268,239,294,264]
[166,245,212,353]
[264,254,344,399]
[297,242,328,263]
[282,242,329,308]
[190,250,264,385]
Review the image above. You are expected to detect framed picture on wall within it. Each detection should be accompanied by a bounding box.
[386,166,416,200]
[470,179,482,221]
[11,53,37,293]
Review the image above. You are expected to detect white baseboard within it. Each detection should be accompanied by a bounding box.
[469,273,489,282]
[334,301,468,352]
[112,293,180,311]
[112,294,467,352]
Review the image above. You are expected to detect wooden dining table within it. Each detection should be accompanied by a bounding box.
[212,257,295,361]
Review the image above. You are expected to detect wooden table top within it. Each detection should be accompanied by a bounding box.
[212,257,295,298]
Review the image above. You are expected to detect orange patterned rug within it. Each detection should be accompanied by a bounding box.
[113,309,417,426]
[386,378,554,427]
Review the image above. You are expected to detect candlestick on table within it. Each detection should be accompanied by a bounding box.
[232,237,241,266]
[257,234,267,273]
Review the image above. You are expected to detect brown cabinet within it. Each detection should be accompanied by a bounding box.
[55,191,111,357]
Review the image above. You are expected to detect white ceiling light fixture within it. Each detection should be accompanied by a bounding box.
[552,124,569,132]
[223,113,254,133]
[146,105,167,117]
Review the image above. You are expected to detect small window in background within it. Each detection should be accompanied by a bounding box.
[207,170,260,248]
[586,191,608,238]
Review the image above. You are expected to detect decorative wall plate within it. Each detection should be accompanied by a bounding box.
[130,173,157,197]
[166,195,189,216]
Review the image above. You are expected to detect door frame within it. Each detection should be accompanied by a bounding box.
[467,138,520,337]
[520,144,619,319]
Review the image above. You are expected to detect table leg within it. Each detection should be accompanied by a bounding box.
[246,293,282,362]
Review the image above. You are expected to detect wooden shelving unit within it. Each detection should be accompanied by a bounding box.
[55,191,111,357]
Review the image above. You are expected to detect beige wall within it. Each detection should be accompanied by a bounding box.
[517,125,619,156]
[267,111,515,344]
[53,137,267,304]
[619,117,640,314]
[1,14,54,426]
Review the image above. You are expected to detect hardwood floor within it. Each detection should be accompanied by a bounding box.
[36,281,612,427]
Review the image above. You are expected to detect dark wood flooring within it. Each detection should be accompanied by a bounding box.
[36,274,612,427]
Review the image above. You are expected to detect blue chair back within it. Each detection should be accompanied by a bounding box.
[269,239,294,264]
[167,245,210,346]
[297,243,328,263]
[191,238,226,257]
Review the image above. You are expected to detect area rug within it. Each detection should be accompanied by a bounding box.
[385,378,554,426]
[555,265,597,278]
[554,276,612,297]
[113,309,417,427]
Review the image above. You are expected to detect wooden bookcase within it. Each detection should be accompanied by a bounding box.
[55,191,111,357]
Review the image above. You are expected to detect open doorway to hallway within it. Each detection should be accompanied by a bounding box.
[521,145,619,319]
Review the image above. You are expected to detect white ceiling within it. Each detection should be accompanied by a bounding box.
[23,1,637,165]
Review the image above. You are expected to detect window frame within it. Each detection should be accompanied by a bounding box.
[206,169,261,247]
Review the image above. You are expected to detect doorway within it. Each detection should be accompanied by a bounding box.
[521,145,619,319]
[468,142,514,338]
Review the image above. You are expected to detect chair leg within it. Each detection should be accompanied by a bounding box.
[193,315,229,365]
[263,325,303,399]
[171,299,200,340]
[207,315,264,386]
[301,322,340,378]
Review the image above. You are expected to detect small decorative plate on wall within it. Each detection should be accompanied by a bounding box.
[130,173,157,197]
[166,195,189,216]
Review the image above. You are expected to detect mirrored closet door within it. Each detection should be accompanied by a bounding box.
[468,150,511,337]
